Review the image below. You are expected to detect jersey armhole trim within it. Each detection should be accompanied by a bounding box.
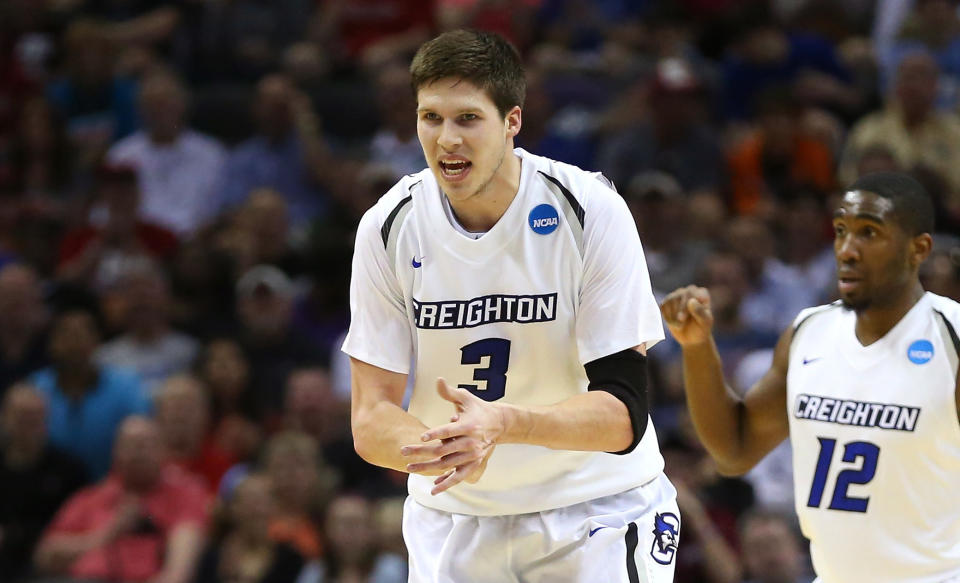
[934,308,960,376]
[537,171,585,228]
[380,190,416,248]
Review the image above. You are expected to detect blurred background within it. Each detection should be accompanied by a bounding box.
[1,0,960,582]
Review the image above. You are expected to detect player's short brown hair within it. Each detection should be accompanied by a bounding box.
[410,29,525,119]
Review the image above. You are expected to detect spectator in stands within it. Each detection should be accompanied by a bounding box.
[45,21,138,171]
[662,433,746,583]
[369,60,425,178]
[216,74,335,228]
[880,0,960,110]
[34,416,208,583]
[0,383,86,581]
[194,473,308,583]
[263,431,334,561]
[311,0,433,70]
[196,338,264,471]
[720,4,857,121]
[623,171,712,299]
[229,188,304,279]
[739,509,812,583]
[29,306,150,479]
[840,51,960,212]
[235,264,319,413]
[283,366,401,498]
[724,217,821,336]
[319,493,407,583]
[107,69,227,236]
[96,261,200,394]
[0,263,50,397]
[4,96,75,200]
[726,88,834,217]
[57,163,178,290]
[598,57,724,194]
[156,375,236,493]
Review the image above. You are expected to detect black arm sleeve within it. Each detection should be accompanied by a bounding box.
[584,348,649,455]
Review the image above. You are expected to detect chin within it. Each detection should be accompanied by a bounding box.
[840,295,869,312]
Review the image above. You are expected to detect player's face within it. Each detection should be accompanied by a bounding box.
[832,190,916,312]
[416,78,521,204]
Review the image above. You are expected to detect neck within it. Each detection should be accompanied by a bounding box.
[56,365,97,396]
[4,441,44,469]
[446,152,521,232]
[150,130,179,145]
[854,283,925,345]
[132,323,166,343]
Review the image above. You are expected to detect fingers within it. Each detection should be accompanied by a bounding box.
[406,449,481,475]
[660,285,711,326]
[435,377,472,408]
[431,462,480,495]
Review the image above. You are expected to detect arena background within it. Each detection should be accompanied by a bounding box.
[1,0,959,581]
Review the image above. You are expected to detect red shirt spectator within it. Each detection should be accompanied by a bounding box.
[36,417,209,583]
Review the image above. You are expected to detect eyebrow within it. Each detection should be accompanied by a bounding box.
[832,210,887,224]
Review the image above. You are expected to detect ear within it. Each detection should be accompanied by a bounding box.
[504,105,522,138]
[910,233,933,268]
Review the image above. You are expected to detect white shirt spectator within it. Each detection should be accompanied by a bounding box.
[96,332,200,396]
[108,130,227,235]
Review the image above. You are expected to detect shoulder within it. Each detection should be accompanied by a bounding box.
[99,365,142,390]
[520,149,623,224]
[183,130,227,156]
[792,301,843,333]
[108,132,147,158]
[928,292,960,330]
[358,169,430,238]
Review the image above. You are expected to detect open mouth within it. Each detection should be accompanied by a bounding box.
[439,159,471,180]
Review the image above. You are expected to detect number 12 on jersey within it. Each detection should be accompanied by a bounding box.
[807,437,880,513]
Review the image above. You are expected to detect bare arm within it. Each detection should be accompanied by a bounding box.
[403,346,644,493]
[151,523,204,583]
[350,357,436,473]
[660,286,791,475]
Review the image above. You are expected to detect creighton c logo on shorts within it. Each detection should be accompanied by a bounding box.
[650,512,680,565]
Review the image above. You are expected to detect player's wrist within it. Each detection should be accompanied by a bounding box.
[493,402,526,445]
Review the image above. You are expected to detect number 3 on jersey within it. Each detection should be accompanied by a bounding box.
[458,338,511,401]
[807,437,880,513]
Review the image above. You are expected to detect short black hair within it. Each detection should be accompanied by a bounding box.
[847,172,935,236]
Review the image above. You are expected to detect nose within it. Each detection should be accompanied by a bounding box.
[835,233,859,263]
[437,120,462,151]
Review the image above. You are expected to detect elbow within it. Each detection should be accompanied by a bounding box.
[350,412,377,465]
[713,454,757,477]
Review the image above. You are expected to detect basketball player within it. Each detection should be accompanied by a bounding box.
[660,172,960,582]
[343,30,679,582]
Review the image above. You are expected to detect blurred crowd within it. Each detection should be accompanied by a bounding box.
[2,0,960,582]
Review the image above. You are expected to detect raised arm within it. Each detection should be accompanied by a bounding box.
[660,285,792,475]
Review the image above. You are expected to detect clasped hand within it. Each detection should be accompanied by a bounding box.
[401,378,504,495]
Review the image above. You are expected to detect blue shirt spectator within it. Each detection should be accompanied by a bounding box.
[31,365,150,480]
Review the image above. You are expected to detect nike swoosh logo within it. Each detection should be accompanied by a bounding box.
[802,357,821,365]
[588,526,609,537]
[411,256,423,268]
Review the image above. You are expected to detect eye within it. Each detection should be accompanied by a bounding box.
[459,113,478,122]
[833,223,846,237]
[861,226,877,238]
[421,112,440,122]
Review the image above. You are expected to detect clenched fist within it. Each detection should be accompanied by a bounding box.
[659,285,715,346]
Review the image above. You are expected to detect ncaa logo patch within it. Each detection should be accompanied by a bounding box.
[528,204,559,235]
[650,512,680,565]
[907,339,934,364]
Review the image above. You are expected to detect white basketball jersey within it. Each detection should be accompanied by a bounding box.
[787,292,960,583]
[343,148,666,516]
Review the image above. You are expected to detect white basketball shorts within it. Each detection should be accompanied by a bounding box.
[402,472,680,583]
